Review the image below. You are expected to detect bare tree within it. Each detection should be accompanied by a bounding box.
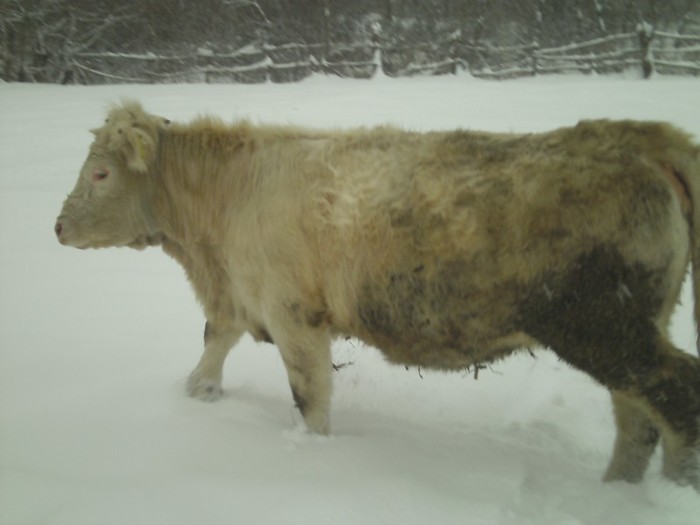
[2,0,697,83]
[1,0,132,82]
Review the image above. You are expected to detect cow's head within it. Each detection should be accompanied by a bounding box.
[55,101,169,249]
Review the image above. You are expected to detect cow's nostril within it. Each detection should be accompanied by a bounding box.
[54,222,63,236]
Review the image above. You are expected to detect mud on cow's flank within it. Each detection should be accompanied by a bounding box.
[56,100,700,491]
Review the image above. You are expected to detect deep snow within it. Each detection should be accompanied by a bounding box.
[2,75,700,525]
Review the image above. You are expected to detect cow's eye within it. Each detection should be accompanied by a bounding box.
[93,169,109,182]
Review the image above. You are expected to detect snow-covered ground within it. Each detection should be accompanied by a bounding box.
[2,75,700,525]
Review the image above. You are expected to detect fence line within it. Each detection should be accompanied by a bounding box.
[68,31,700,84]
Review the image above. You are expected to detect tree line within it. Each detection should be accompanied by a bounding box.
[2,0,699,83]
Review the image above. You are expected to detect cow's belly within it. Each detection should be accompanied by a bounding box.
[350,239,682,370]
[352,263,532,369]
[370,328,536,370]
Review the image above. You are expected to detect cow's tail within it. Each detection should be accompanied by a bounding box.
[689,160,700,356]
[667,130,700,355]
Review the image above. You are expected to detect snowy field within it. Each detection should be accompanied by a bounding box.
[2,75,700,525]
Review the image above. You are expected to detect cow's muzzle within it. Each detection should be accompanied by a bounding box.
[54,216,71,246]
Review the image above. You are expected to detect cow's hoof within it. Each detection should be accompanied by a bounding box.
[303,410,330,436]
[186,373,223,402]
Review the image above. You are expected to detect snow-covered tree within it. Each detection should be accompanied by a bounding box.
[0,0,132,82]
[1,0,697,83]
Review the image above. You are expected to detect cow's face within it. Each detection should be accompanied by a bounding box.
[55,102,167,249]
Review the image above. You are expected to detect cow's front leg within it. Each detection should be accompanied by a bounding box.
[187,320,243,401]
[269,308,332,434]
[280,336,332,434]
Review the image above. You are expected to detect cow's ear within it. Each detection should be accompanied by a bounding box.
[123,127,156,174]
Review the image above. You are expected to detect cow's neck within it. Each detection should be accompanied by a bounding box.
[151,127,251,247]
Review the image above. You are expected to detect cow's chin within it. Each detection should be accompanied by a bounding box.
[127,232,166,250]
[57,233,96,250]
[62,234,162,250]
[68,238,121,250]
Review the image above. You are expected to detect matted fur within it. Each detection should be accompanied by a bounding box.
[56,100,700,491]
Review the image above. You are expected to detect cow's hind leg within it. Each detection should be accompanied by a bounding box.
[540,328,700,490]
[520,247,700,489]
[606,347,700,489]
[604,391,660,483]
[187,320,242,401]
[644,342,700,488]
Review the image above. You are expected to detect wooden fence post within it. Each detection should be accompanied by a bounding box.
[638,22,654,79]
[449,29,461,75]
[531,40,540,76]
[371,22,383,77]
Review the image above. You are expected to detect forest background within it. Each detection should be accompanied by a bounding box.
[2,1,699,83]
